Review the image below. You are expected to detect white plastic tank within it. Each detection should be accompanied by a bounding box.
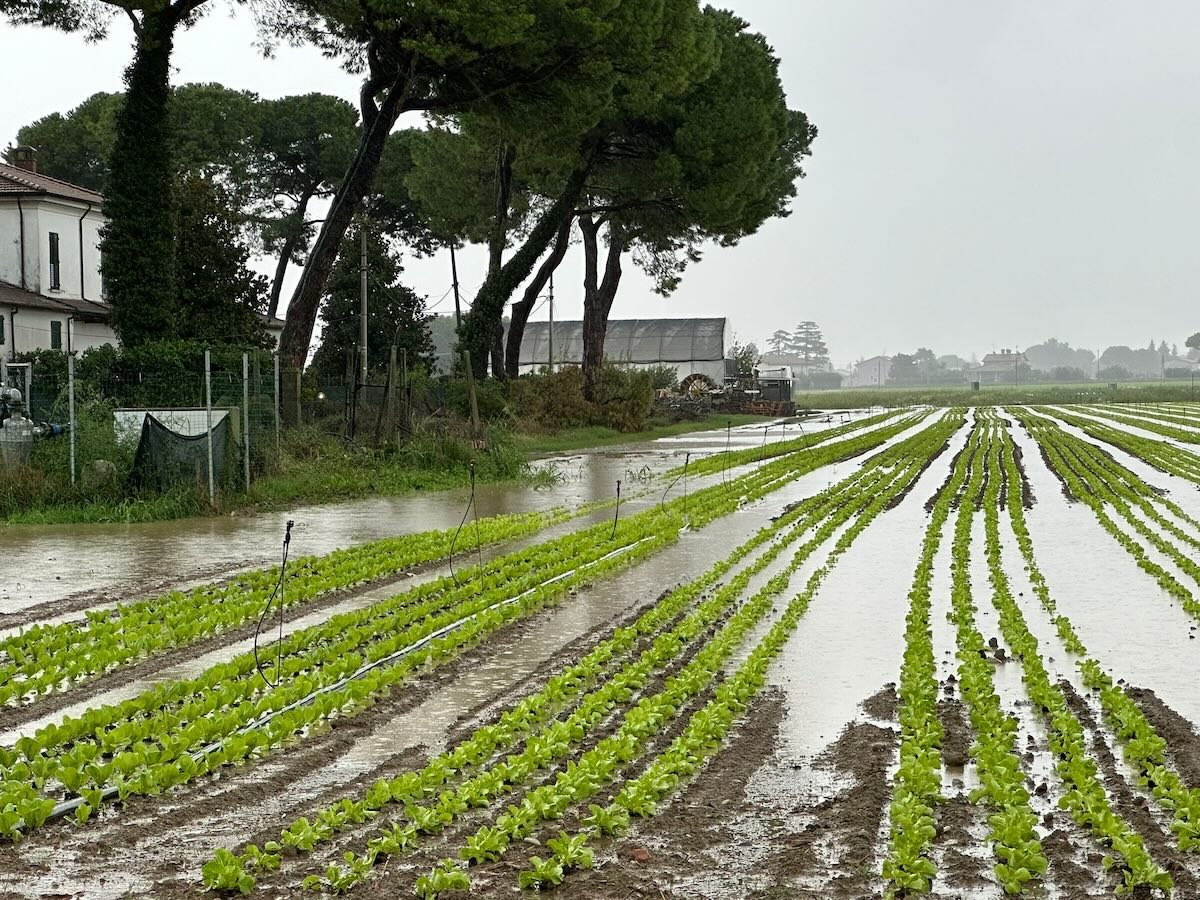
[0,411,35,468]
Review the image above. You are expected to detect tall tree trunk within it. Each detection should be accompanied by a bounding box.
[279,53,418,372]
[485,144,516,379]
[102,9,180,346]
[266,186,315,320]
[505,212,572,379]
[460,162,591,378]
[580,217,625,402]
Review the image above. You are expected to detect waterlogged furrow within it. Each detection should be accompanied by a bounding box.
[1044,407,1200,486]
[982,420,1173,895]
[947,414,1046,894]
[0,507,580,707]
[997,424,1200,859]
[674,409,914,476]
[203,463,880,888]
[216,413,965,895]
[1078,406,1200,445]
[1018,410,1200,621]
[0,420,924,841]
[882,416,977,895]
[392,412,967,898]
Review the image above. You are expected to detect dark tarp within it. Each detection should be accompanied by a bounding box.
[128,413,227,492]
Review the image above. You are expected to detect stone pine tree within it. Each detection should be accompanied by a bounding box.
[570,9,815,399]
[272,0,649,377]
[791,321,830,373]
[456,0,720,378]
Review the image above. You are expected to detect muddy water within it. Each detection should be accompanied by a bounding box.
[1008,422,1200,726]
[0,458,860,900]
[770,417,968,760]
[0,415,871,615]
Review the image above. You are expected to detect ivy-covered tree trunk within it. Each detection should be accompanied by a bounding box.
[505,212,572,378]
[486,144,516,379]
[460,162,591,377]
[279,57,418,372]
[580,216,625,401]
[102,9,179,345]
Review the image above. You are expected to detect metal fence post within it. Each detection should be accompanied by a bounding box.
[67,351,76,486]
[242,352,251,492]
[273,351,281,447]
[204,349,215,505]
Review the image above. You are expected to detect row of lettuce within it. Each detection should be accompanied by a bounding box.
[0,412,927,844]
[198,412,965,894]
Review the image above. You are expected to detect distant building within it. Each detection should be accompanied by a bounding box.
[974,349,1028,385]
[846,355,891,388]
[1,147,284,360]
[518,318,730,384]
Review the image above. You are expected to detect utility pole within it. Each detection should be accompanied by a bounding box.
[359,226,368,389]
[450,243,463,329]
[547,271,554,373]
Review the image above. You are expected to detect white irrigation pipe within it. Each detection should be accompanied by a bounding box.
[47,535,657,822]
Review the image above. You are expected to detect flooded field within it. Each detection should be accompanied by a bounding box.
[3,405,1200,899]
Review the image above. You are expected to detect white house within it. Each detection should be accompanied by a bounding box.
[846,355,891,388]
[1,147,285,360]
[1,149,115,359]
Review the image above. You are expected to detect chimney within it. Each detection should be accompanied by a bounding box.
[11,146,37,174]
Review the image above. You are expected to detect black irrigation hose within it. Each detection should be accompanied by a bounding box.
[661,451,691,513]
[253,519,294,690]
[449,462,481,588]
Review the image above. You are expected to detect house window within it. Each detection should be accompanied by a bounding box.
[49,232,61,290]
[51,320,63,350]
[0,317,5,345]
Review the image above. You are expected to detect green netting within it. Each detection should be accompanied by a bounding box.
[128,413,228,492]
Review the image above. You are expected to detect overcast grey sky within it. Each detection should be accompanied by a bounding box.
[3,2,1198,366]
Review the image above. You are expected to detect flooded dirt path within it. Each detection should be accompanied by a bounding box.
[0,416,873,615]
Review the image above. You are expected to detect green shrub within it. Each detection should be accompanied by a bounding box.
[592,365,654,432]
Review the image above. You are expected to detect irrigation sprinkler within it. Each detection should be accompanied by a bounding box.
[611,479,622,539]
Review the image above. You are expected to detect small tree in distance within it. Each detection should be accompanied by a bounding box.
[767,329,793,356]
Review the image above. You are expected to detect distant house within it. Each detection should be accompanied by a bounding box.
[846,355,891,388]
[518,318,730,384]
[0,149,114,358]
[974,349,1027,385]
[1,147,284,361]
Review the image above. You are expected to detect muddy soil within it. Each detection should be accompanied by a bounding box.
[1060,680,1197,897]
[1126,685,1200,788]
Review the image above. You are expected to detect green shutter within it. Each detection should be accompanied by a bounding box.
[51,320,62,350]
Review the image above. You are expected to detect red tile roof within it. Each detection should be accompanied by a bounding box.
[0,163,104,204]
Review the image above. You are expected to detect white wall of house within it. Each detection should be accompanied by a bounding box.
[1,197,106,302]
[33,200,105,302]
[1,307,114,360]
[0,201,40,292]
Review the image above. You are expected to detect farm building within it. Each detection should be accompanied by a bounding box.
[517,317,731,384]
[974,349,1028,385]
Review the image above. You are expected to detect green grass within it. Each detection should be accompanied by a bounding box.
[797,381,1200,410]
[514,413,775,455]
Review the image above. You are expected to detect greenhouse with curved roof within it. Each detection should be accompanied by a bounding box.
[517,317,730,383]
